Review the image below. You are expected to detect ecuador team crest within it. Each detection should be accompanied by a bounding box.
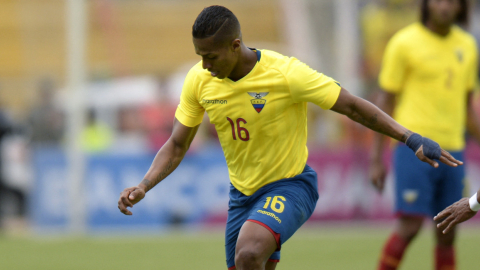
[248,92,269,113]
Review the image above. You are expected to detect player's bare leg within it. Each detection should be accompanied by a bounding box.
[396,215,423,241]
[235,221,278,270]
[435,223,455,246]
[230,261,277,270]
[434,222,456,269]
[265,261,277,270]
[378,215,423,270]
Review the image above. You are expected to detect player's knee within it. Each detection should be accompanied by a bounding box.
[396,218,423,241]
[397,231,417,242]
[405,226,421,240]
[235,248,263,270]
[398,226,420,242]
[436,229,455,246]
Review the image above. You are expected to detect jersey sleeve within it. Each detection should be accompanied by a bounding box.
[174,68,205,127]
[467,40,479,91]
[379,34,408,93]
[287,58,341,110]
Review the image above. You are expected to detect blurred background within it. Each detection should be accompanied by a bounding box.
[1,0,480,269]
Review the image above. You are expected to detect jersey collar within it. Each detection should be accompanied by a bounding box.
[248,47,262,62]
[224,48,261,85]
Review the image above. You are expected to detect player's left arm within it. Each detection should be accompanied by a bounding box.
[330,87,462,168]
[466,91,480,144]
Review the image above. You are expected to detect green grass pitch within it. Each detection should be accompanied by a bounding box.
[1,224,479,269]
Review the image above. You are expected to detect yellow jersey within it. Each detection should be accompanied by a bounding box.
[175,49,341,195]
[380,23,478,151]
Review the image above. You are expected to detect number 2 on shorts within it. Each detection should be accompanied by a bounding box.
[263,196,286,213]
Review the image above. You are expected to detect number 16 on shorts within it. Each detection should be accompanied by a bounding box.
[263,196,286,213]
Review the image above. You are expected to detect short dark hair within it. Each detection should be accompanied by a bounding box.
[192,5,241,44]
[421,0,469,26]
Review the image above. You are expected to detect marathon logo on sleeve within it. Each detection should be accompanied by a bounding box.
[202,99,227,105]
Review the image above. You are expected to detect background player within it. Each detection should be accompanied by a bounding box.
[370,0,479,269]
[118,5,462,270]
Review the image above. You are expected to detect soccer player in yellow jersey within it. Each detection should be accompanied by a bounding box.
[118,5,462,270]
[370,0,479,269]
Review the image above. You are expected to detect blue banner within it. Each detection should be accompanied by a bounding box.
[31,146,231,232]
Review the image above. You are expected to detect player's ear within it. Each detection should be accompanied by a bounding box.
[231,39,241,52]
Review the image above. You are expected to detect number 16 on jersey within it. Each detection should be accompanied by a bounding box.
[263,196,286,213]
[226,117,250,141]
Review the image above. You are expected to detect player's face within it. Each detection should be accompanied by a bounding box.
[427,0,461,27]
[193,36,239,80]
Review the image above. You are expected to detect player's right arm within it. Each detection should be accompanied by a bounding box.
[118,118,200,215]
[118,66,204,215]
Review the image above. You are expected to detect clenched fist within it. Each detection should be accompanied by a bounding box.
[118,186,146,215]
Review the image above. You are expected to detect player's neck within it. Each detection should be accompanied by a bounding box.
[227,45,258,82]
[424,21,452,37]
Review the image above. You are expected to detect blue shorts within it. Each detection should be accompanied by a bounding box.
[394,144,465,217]
[225,165,319,269]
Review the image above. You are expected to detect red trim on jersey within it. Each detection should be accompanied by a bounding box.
[228,266,236,270]
[246,219,281,251]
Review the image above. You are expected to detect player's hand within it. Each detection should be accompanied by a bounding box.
[118,186,146,215]
[406,134,462,168]
[415,145,463,168]
[369,159,387,193]
[433,198,477,234]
